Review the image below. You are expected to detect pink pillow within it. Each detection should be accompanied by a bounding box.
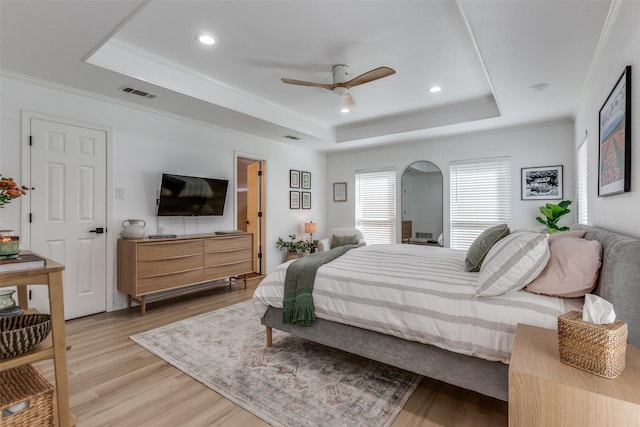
[525,235,601,298]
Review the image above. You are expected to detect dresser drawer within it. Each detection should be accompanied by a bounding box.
[138,240,202,261]
[204,249,250,267]
[204,235,251,252]
[204,260,253,280]
[137,268,204,294]
[137,254,203,278]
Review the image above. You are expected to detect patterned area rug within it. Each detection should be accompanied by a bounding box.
[130,300,421,427]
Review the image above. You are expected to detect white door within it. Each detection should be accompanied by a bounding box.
[29,118,107,319]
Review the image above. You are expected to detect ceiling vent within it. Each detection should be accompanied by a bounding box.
[119,86,157,99]
[283,135,301,141]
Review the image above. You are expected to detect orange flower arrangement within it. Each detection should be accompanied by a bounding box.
[0,174,29,208]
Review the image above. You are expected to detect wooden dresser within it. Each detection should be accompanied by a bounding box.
[402,220,412,243]
[117,233,253,314]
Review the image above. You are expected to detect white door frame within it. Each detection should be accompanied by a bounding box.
[20,110,115,312]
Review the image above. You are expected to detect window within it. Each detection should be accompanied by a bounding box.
[355,168,396,244]
[450,157,511,250]
[577,138,588,224]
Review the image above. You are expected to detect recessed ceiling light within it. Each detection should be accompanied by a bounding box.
[528,83,549,92]
[429,86,442,93]
[196,34,215,45]
[340,107,350,113]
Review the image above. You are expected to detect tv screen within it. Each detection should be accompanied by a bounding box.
[157,173,228,216]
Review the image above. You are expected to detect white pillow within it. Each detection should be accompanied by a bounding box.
[476,231,550,297]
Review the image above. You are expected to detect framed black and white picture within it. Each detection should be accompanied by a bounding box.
[289,191,300,209]
[290,170,300,188]
[333,182,347,202]
[598,65,631,197]
[301,171,311,189]
[302,191,311,209]
[521,165,563,200]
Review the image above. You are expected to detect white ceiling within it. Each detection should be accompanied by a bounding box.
[0,1,612,152]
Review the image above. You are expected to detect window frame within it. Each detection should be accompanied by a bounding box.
[449,157,511,250]
[355,168,397,245]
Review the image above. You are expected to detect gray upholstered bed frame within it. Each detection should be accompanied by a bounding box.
[260,225,640,401]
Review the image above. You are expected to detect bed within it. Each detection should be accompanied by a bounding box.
[253,225,640,401]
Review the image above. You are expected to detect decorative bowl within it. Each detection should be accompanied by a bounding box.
[0,314,52,359]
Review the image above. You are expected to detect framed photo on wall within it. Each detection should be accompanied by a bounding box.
[521,165,563,200]
[301,171,311,189]
[302,191,311,209]
[290,170,300,188]
[290,191,300,209]
[598,65,631,197]
[333,182,347,202]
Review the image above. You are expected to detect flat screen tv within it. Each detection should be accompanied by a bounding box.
[157,173,228,216]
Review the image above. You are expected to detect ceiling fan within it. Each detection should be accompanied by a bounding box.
[281,65,396,109]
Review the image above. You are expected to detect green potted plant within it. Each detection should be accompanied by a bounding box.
[276,234,310,260]
[536,200,572,233]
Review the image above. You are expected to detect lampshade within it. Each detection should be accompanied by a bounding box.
[305,221,317,234]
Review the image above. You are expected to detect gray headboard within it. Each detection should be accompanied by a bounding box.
[572,224,640,346]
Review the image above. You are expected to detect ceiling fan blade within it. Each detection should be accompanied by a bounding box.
[344,67,396,88]
[281,78,334,90]
[341,92,356,108]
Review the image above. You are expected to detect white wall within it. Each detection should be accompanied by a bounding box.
[574,1,640,238]
[0,75,326,309]
[326,121,575,246]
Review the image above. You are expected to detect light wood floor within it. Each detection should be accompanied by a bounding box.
[37,278,508,427]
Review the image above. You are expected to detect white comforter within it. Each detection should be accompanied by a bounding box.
[253,244,568,363]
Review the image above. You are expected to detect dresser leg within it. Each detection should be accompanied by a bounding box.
[140,295,146,316]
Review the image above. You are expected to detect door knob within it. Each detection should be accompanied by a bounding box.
[89,227,105,234]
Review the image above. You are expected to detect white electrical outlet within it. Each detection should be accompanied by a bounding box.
[115,187,125,199]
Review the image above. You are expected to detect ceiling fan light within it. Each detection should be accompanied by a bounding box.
[340,107,350,113]
[429,86,442,93]
[196,34,215,45]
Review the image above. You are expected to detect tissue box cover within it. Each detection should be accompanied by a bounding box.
[558,310,628,378]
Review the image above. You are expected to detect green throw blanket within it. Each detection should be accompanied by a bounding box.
[282,245,355,326]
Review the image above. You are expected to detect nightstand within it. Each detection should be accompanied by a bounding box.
[509,324,640,426]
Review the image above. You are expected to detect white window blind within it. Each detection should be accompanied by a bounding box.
[355,168,396,244]
[450,157,511,250]
[577,138,589,224]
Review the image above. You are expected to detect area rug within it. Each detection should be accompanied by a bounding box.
[130,300,421,427]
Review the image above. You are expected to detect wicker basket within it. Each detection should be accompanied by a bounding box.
[0,314,51,359]
[557,310,628,378]
[0,364,55,427]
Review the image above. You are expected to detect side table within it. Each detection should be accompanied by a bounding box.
[0,252,74,426]
[509,323,640,426]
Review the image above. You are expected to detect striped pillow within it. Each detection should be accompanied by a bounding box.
[476,231,550,297]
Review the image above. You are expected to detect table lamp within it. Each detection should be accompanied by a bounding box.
[305,221,317,253]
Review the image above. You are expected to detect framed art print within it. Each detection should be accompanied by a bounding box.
[598,65,631,197]
[333,182,347,202]
[302,191,311,209]
[301,171,311,189]
[290,170,300,188]
[521,165,563,200]
[290,191,300,209]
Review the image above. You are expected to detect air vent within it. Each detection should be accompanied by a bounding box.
[119,86,157,99]
[283,135,301,141]
[416,232,433,239]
